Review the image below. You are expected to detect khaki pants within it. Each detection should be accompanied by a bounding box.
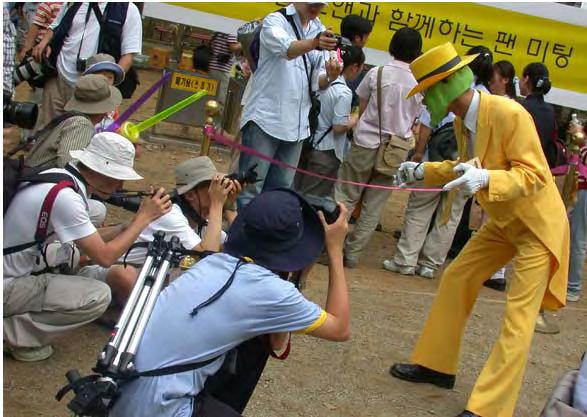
[411,219,552,417]
[3,274,111,348]
[394,189,468,270]
[35,75,75,132]
[334,142,399,263]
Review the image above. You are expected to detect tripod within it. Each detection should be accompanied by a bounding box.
[56,231,198,417]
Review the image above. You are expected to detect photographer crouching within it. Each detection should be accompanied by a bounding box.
[108,189,350,417]
[81,156,244,305]
[3,132,171,362]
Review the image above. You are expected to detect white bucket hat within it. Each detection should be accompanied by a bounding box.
[70,132,143,181]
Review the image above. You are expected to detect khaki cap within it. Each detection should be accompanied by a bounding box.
[175,157,218,195]
[64,74,122,114]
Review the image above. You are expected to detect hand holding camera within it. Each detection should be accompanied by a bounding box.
[32,42,51,63]
[209,174,235,206]
[318,202,348,254]
[315,28,339,51]
[136,187,172,223]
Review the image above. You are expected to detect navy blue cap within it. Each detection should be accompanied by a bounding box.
[224,188,325,272]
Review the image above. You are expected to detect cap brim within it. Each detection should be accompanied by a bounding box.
[406,54,478,98]
[70,150,143,181]
[224,189,325,272]
[64,86,122,114]
[176,174,216,195]
[83,62,125,86]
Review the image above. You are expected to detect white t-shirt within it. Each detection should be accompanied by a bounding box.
[122,204,211,265]
[3,168,95,281]
[50,2,142,85]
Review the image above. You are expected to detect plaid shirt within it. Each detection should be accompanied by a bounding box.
[4,5,17,93]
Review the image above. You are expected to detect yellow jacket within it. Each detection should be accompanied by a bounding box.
[424,92,569,310]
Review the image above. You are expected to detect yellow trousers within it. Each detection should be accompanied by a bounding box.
[411,218,552,417]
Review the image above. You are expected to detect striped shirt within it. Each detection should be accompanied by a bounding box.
[26,115,95,168]
[209,32,238,73]
[33,2,63,42]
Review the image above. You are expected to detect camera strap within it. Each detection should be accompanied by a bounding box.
[76,4,97,71]
[279,9,314,107]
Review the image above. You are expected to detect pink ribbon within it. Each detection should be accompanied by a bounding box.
[204,126,444,193]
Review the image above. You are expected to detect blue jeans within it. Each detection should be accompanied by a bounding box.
[569,189,587,294]
[237,121,305,209]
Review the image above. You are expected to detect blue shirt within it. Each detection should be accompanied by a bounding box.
[110,253,324,417]
[314,76,353,162]
[240,4,325,142]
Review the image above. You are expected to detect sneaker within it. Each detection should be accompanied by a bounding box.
[343,257,358,269]
[6,344,54,362]
[382,259,415,275]
[567,292,581,302]
[416,265,435,279]
[535,313,560,334]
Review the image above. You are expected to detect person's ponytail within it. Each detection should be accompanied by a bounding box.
[523,62,552,95]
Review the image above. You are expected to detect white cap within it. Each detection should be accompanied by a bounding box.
[70,132,143,181]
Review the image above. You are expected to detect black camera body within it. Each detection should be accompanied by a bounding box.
[303,194,341,225]
[13,52,57,88]
[76,58,87,73]
[3,90,39,129]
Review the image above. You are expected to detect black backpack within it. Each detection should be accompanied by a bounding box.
[427,122,458,162]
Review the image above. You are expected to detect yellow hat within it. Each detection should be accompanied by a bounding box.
[407,42,478,98]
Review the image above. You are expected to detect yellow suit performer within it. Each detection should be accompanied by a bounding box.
[389,43,569,417]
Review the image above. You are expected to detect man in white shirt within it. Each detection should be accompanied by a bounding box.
[3,132,171,362]
[32,2,142,130]
[237,2,339,208]
[80,157,242,304]
[295,45,365,198]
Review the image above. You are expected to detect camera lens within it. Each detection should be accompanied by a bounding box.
[4,101,39,129]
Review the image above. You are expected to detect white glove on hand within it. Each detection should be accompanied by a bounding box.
[443,163,489,195]
[396,162,424,186]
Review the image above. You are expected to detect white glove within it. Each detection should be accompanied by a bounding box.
[396,161,424,186]
[443,163,489,195]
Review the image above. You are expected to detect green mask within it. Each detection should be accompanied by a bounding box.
[423,67,474,128]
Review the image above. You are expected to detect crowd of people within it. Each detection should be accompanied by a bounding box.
[3,2,586,417]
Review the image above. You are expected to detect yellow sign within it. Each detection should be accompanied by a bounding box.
[171,72,218,96]
[171,2,587,94]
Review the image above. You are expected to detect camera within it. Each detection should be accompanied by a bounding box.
[13,51,56,88]
[76,58,87,73]
[102,165,261,213]
[3,90,38,129]
[303,194,341,225]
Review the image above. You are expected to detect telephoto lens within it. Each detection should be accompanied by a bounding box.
[3,90,39,129]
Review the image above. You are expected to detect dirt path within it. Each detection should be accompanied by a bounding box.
[4,71,587,417]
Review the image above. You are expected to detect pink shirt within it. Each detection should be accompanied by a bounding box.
[354,60,422,149]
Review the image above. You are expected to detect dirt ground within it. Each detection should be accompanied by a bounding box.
[4,70,587,417]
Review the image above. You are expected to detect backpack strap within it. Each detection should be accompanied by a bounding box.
[9,111,87,157]
[3,175,78,256]
[311,80,346,149]
[133,356,222,378]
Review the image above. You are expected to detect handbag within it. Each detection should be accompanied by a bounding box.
[374,66,412,176]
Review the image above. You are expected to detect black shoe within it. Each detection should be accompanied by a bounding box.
[483,278,506,292]
[456,411,480,417]
[389,363,455,389]
[375,223,383,232]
